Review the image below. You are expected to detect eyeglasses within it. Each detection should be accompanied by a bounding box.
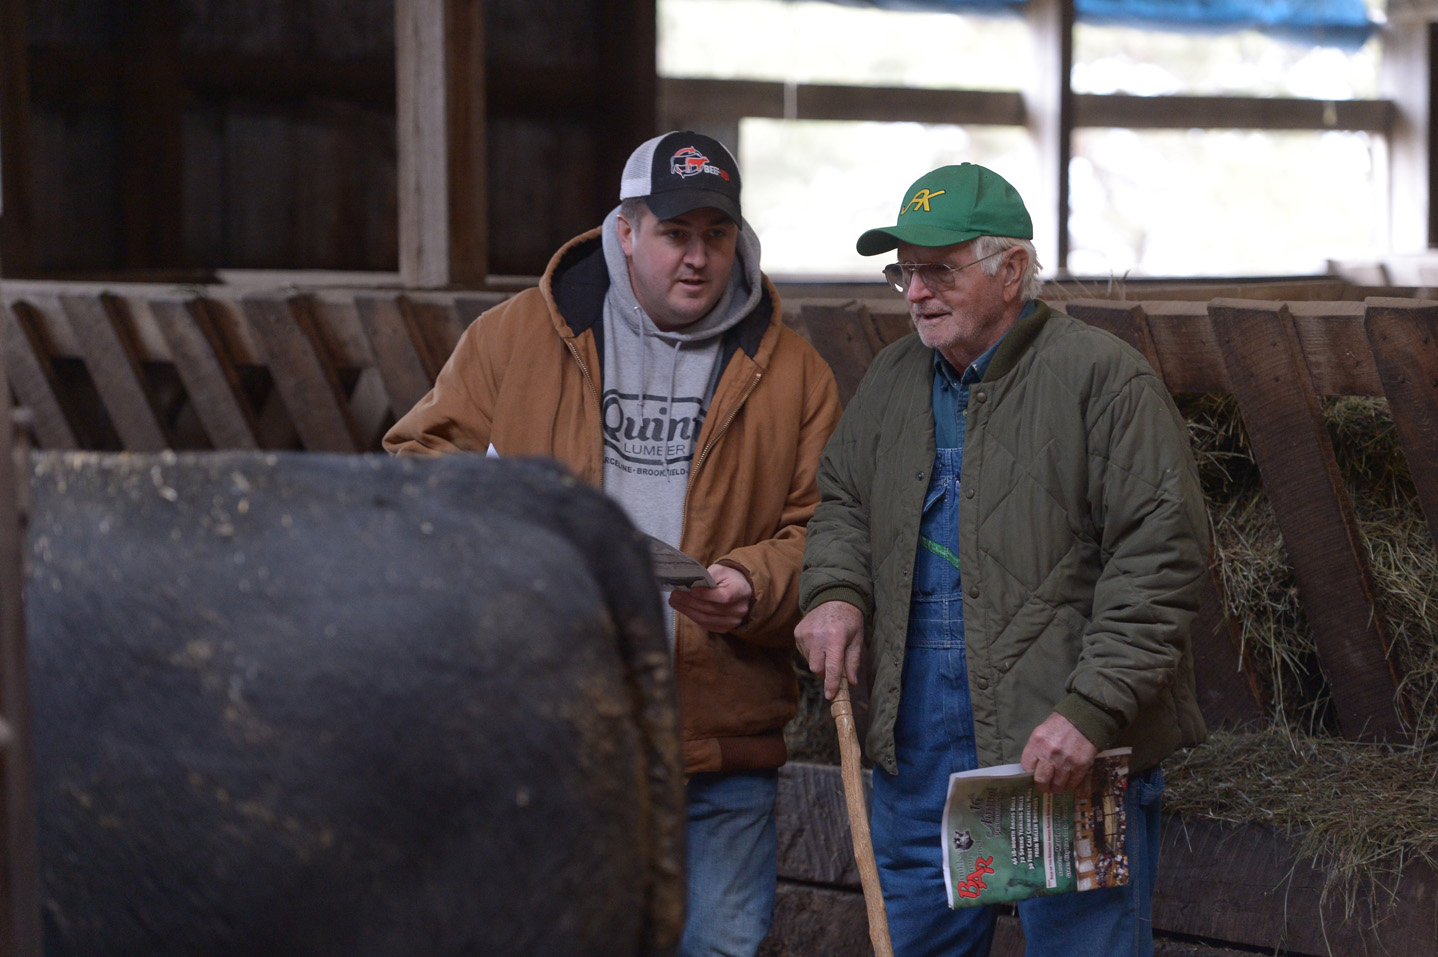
[882,249,1006,293]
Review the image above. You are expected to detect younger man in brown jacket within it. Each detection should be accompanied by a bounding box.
[385,131,841,957]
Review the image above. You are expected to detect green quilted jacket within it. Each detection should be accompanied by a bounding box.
[800,301,1210,775]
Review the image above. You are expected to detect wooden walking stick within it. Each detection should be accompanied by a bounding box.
[831,679,893,957]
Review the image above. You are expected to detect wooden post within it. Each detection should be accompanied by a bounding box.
[0,0,35,276]
[1365,297,1438,551]
[0,269,41,957]
[1382,9,1435,251]
[1025,0,1074,276]
[395,0,487,288]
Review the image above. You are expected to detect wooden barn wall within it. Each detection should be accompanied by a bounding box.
[23,0,121,274]
[179,1,399,273]
[483,0,655,275]
[22,0,397,274]
[13,0,656,279]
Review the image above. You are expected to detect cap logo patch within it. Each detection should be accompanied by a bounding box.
[670,146,731,182]
[902,188,946,215]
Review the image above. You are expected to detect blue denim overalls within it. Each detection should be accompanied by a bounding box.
[870,346,997,955]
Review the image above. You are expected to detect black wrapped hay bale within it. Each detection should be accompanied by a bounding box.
[27,451,683,957]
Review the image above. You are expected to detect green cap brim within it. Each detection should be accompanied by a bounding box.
[855,222,986,257]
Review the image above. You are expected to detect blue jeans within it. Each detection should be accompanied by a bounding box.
[1014,764,1163,956]
[678,769,778,957]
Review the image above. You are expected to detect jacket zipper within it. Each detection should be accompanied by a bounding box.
[678,369,763,549]
[563,339,602,406]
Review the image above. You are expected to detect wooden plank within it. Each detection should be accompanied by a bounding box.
[1287,302,1382,397]
[762,884,873,957]
[1209,299,1406,740]
[1141,302,1230,394]
[347,367,393,452]
[240,295,360,453]
[1155,816,1438,957]
[451,293,509,324]
[797,301,883,408]
[1189,571,1265,730]
[1364,297,1438,553]
[395,0,487,287]
[252,382,301,452]
[57,293,169,452]
[1076,304,1233,411]
[1051,277,1357,303]
[1075,92,1392,132]
[774,762,865,889]
[1062,300,1166,381]
[1,302,77,449]
[304,294,380,382]
[354,294,435,419]
[866,304,913,350]
[797,85,1026,128]
[148,296,261,450]
[660,77,1026,128]
[413,296,473,375]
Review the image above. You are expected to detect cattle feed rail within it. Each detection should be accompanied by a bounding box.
[1,278,1437,954]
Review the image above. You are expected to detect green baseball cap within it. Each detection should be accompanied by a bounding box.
[856,163,1033,256]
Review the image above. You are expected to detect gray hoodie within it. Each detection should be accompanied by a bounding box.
[598,205,764,566]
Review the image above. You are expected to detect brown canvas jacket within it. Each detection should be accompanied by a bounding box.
[386,228,843,773]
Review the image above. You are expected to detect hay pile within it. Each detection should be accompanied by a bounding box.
[1165,394,1438,900]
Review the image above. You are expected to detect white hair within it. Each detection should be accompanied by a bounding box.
[973,235,1043,301]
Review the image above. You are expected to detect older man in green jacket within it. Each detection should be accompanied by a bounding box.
[796,163,1209,956]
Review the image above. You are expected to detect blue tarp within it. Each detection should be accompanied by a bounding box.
[834,0,1378,48]
[1077,0,1376,47]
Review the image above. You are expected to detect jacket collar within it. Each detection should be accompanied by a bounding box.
[983,299,1054,381]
